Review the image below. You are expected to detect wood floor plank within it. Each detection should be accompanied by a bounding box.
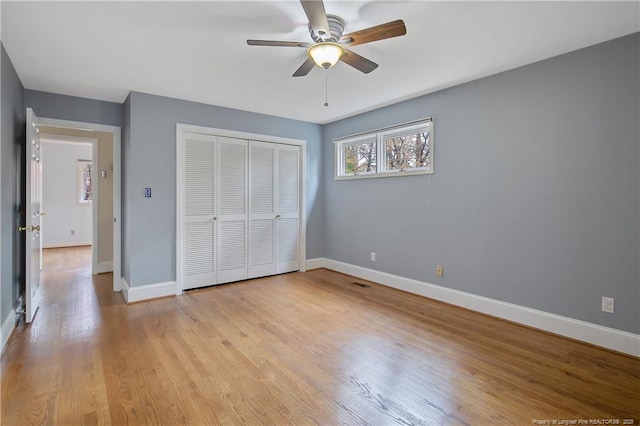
[1,247,639,425]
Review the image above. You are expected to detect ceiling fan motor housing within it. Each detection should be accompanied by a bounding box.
[310,14,345,42]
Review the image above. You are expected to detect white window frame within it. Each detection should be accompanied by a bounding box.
[335,133,378,177]
[334,118,433,180]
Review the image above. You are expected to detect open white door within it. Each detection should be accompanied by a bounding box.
[24,108,42,323]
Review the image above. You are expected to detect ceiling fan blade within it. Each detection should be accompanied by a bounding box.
[247,40,310,48]
[340,19,407,47]
[340,49,378,74]
[293,57,316,77]
[300,0,331,40]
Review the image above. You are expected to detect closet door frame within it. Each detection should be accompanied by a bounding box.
[176,124,306,293]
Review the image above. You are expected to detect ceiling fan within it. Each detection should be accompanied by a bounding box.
[247,0,407,77]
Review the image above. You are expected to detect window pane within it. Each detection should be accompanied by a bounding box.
[385,130,430,171]
[78,161,93,203]
[344,140,376,174]
[82,163,92,201]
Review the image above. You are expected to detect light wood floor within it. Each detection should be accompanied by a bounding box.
[1,247,638,425]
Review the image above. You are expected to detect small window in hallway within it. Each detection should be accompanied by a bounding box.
[78,160,92,203]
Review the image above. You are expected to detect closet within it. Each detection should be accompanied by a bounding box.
[178,131,301,291]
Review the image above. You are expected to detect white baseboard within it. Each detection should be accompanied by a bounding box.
[43,242,92,249]
[312,258,640,357]
[305,258,326,270]
[121,278,177,304]
[1,309,17,354]
[93,261,113,275]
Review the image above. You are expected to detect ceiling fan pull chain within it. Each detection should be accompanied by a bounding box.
[324,70,329,107]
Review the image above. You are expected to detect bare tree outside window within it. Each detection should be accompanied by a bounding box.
[78,160,92,203]
[334,119,433,180]
[344,140,376,174]
[385,131,430,171]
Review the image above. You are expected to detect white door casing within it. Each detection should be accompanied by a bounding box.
[25,108,42,323]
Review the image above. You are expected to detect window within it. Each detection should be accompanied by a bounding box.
[334,119,433,180]
[343,136,377,175]
[78,160,93,203]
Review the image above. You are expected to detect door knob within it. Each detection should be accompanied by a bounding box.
[275,214,281,219]
[212,216,217,221]
[17,225,39,232]
[40,211,47,216]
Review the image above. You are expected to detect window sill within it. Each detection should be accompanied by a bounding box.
[335,168,433,180]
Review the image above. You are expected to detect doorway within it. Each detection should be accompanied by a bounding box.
[40,137,95,274]
[35,117,122,292]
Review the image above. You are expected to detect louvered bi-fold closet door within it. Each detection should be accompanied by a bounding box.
[183,134,217,290]
[276,144,300,274]
[248,141,277,278]
[217,137,249,284]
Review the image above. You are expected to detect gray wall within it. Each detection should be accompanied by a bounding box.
[125,92,323,287]
[1,43,25,326]
[323,33,640,333]
[24,90,123,127]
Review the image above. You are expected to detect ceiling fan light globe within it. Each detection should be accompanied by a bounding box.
[307,42,344,69]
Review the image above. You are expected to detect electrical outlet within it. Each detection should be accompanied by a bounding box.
[602,297,614,314]
[370,252,376,262]
[70,229,75,235]
[436,265,444,277]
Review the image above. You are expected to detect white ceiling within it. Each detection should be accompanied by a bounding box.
[2,1,638,124]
